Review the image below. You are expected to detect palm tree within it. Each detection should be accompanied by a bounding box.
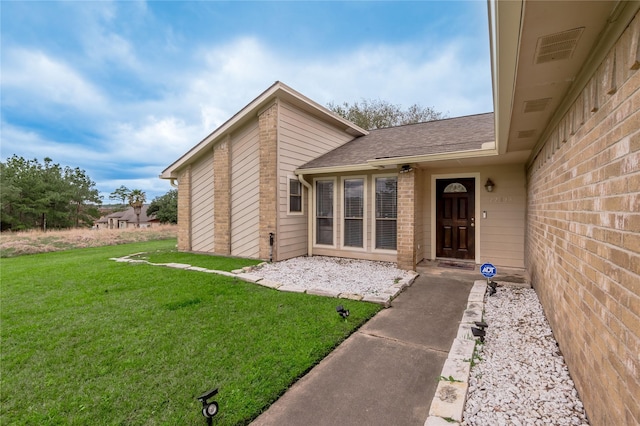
[128,189,146,228]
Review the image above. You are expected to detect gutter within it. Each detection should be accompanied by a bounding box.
[297,173,313,257]
[295,144,498,176]
[367,145,498,168]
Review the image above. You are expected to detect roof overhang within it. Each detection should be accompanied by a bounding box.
[296,143,499,175]
[489,0,640,165]
[160,81,368,179]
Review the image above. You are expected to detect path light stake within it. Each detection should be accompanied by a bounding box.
[487,280,498,296]
[471,327,486,342]
[336,305,349,319]
[197,388,219,426]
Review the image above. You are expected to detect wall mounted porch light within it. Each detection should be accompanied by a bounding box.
[399,164,413,174]
[484,178,495,192]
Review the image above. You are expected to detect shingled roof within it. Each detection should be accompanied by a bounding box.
[299,112,494,170]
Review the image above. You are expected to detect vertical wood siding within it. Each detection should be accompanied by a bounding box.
[277,101,355,260]
[231,120,260,258]
[191,152,215,252]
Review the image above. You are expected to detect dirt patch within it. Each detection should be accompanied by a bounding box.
[0,225,177,257]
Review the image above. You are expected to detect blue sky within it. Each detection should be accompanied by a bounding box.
[1,1,492,201]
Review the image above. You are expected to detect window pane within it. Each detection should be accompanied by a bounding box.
[344,179,363,218]
[343,179,364,248]
[316,180,333,245]
[290,196,301,212]
[317,218,333,245]
[375,177,397,250]
[376,177,397,219]
[289,179,302,212]
[376,220,397,250]
[316,181,333,218]
[344,219,363,247]
[290,179,301,196]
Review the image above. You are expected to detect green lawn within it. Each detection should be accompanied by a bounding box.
[127,248,264,272]
[1,239,382,425]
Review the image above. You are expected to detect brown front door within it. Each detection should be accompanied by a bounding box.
[436,178,475,260]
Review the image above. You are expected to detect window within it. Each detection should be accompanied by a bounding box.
[289,178,302,213]
[344,178,364,247]
[444,182,467,193]
[316,180,334,245]
[375,177,397,250]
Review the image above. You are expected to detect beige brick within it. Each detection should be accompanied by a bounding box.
[213,138,231,255]
[177,166,192,251]
[525,12,640,425]
[258,102,278,260]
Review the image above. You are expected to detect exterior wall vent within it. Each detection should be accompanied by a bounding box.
[517,129,537,139]
[535,27,584,64]
[523,98,552,113]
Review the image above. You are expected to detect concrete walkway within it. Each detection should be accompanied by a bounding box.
[251,269,476,426]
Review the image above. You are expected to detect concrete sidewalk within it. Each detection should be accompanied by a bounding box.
[251,269,475,426]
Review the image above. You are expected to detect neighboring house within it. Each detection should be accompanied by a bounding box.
[95,205,157,229]
[162,1,639,424]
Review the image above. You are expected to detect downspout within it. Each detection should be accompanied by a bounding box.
[297,173,313,257]
[169,178,178,188]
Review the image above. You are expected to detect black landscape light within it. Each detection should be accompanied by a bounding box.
[197,388,219,425]
[336,305,350,319]
[474,321,488,330]
[487,280,498,296]
[471,327,486,342]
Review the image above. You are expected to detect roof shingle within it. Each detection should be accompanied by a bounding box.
[299,112,494,169]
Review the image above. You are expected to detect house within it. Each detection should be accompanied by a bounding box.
[95,205,158,229]
[161,1,639,424]
[160,82,525,270]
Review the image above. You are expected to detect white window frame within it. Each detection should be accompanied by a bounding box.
[312,177,337,248]
[371,173,398,253]
[287,175,304,215]
[340,176,368,252]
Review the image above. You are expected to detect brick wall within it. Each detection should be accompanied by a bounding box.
[177,165,191,251]
[258,102,278,260]
[526,13,639,426]
[397,168,417,270]
[213,137,231,255]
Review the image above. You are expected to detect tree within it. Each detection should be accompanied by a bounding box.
[147,189,177,224]
[327,99,446,130]
[128,189,146,228]
[0,155,102,231]
[109,185,130,206]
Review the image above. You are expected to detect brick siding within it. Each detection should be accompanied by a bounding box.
[526,13,640,426]
[213,138,231,254]
[258,102,278,260]
[177,165,191,251]
[397,168,417,270]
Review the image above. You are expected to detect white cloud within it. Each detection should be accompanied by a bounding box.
[2,48,107,111]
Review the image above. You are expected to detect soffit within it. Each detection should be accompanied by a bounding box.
[494,1,637,158]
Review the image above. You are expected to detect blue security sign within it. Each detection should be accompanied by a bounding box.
[480,263,497,278]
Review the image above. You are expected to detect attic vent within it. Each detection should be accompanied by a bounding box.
[523,98,552,113]
[535,27,584,64]
[518,129,536,139]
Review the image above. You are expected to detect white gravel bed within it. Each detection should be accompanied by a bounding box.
[247,256,412,297]
[463,286,590,426]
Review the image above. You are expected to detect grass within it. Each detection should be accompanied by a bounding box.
[1,239,382,425]
[127,248,264,272]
